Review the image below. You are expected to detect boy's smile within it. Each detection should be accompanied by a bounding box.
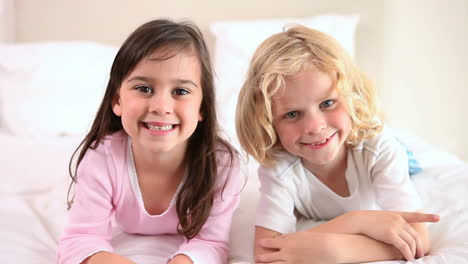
[272,69,351,174]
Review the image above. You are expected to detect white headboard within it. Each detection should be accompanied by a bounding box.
[0,0,14,43]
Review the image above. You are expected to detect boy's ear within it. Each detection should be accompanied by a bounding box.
[112,93,122,117]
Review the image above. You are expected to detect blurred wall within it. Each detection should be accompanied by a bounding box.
[12,0,468,161]
[382,0,468,160]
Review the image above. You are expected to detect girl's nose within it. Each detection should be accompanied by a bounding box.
[304,113,326,134]
[149,93,173,115]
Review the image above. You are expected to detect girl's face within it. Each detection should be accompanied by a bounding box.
[112,49,203,158]
[272,70,351,172]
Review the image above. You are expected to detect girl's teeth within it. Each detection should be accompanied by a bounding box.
[146,123,173,131]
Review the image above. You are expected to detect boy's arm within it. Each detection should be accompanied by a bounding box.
[331,224,428,263]
[306,210,437,260]
[257,231,403,263]
[306,211,439,260]
[257,210,436,263]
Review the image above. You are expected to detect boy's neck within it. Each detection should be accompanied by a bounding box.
[302,145,348,180]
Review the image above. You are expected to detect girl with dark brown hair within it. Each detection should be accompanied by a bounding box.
[57,19,240,264]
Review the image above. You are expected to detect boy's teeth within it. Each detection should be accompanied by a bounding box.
[311,139,327,146]
[146,123,173,131]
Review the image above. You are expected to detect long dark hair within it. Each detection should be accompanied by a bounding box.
[67,19,235,240]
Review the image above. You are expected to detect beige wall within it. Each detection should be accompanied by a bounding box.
[382,0,468,160]
[12,0,468,161]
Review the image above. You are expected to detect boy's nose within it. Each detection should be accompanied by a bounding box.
[304,113,326,134]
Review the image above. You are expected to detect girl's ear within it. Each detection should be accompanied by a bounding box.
[198,111,203,122]
[112,93,122,117]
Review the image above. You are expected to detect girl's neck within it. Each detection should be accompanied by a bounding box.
[131,142,186,180]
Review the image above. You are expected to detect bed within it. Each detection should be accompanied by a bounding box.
[1,9,468,264]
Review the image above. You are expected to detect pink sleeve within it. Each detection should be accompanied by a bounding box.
[57,146,115,264]
[170,151,241,264]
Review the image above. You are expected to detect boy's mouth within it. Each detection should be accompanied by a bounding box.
[304,132,336,146]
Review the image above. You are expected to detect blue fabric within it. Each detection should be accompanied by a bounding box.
[396,139,422,176]
[406,149,422,176]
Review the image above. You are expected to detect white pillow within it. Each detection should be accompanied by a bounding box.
[0,42,118,137]
[210,15,359,149]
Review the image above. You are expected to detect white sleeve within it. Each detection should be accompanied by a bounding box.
[371,139,423,212]
[255,166,297,234]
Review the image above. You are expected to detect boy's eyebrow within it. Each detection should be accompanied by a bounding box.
[127,76,198,87]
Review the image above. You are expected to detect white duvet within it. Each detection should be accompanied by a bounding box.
[0,130,467,264]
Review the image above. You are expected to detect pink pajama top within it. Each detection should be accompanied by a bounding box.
[57,131,240,264]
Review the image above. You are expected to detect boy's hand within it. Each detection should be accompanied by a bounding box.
[255,231,336,264]
[355,210,439,261]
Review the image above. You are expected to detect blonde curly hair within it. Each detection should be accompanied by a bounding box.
[236,25,383,167]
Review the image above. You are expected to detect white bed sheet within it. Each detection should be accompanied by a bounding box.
[0,131,467,264]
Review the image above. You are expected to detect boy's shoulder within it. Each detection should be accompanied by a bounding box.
[259,151,302,181]
[353,129,402,156]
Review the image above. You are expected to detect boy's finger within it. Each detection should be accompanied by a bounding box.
[258,237,283,249]
[255,251,284,263]
[404,223,424,258]
[400,212,440,223]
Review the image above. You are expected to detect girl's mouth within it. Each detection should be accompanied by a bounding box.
[143,123,175,131]
[141,122,178,134]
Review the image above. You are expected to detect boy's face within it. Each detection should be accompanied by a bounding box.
[271,69,352,173]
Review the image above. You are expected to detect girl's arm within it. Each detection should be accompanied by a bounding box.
[169,151,241,263]
[168,254,193,264]
[81,252,136,264]
[57,145,119,264]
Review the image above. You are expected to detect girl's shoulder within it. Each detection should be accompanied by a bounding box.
[76,131,128,188]
[83,130,128,163]
[214,140,240,167]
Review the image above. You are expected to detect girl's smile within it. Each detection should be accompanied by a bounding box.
[112,49,203,158]
[141,121,179,135]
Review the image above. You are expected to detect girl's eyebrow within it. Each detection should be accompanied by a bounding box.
[127,76,198,87]
[127,76,152,83]
[176,79,198,87]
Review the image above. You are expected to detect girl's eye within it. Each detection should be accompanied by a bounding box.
[136,85,153,95]
[173,88,189,96]
[320,99,335,108]
[285,111,299,119]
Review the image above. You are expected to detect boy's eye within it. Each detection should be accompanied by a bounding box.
[285,111,299,119]
[173,88,189,96]
[136,85,153,94]
[320,99,335,108]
